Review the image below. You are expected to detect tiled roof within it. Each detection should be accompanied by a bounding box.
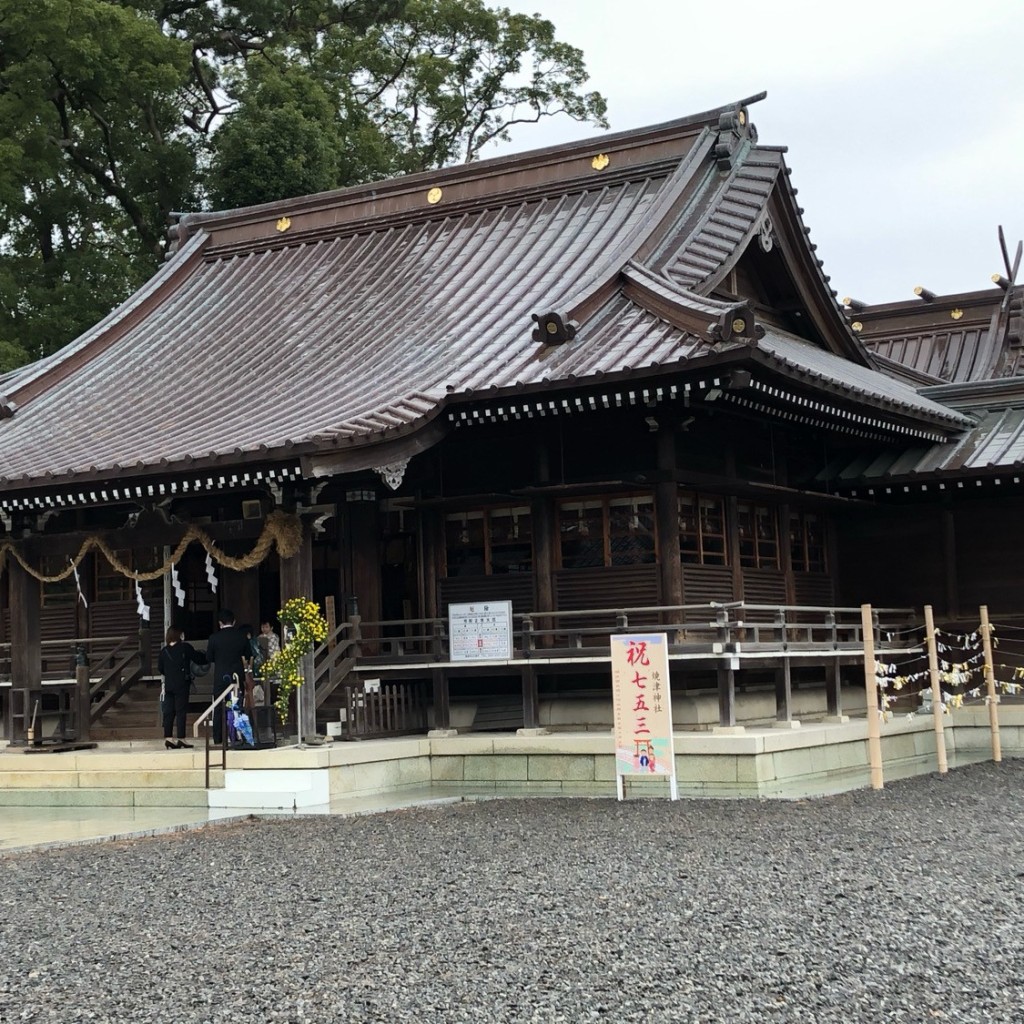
[0,95,970,494]
[819,379,1024,487]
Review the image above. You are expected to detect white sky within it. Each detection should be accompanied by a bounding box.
[491,0,1024,304]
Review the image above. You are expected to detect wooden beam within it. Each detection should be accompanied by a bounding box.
[10,554,41,688]
[23,516,266,559]
[655,428,682,611]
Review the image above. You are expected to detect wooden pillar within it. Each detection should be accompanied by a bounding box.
[825,661,842,717]
[420,510,442,621]
[223,563,260,634]
[75,661,91,743]
[532,497,556,645]
[280,518,316,740]
[775,657,793,722]
[779,502,795,606]
[717,662,736,727]
[74,554,92,639]
[943,508,959,620]
[347,497,381,629]
[431,667,450,731]
[10,556,41,688]
[521,662,539,730]
[727,495,743,602]
[655,426,682,609]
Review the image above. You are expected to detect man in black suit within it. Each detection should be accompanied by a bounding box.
[206,608,251,744]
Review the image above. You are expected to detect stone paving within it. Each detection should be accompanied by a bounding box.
[1,760,1022,1022]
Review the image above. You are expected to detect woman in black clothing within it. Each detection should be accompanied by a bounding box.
[157,627,206,749]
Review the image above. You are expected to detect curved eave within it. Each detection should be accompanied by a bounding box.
[751,336,971,433]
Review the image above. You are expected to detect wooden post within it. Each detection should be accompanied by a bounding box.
[775,657,793,722]
[325,595,337,652]
[431,667,450,732]
[923,605,948,774]
[825,661,843,718]
[280,518,316,741]
[9,556,41,689]
[75,660,91,743]
[655,428,682,611]
[979,605,1002,763]
[521,662,539,730]
[861,603,884,790]
[717,663,736,727]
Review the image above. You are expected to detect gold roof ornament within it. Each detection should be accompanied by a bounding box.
[591,153,610,171]
[951,308,964,320]
[851,321,863,332]
[275,217,292,233]
[427,187,443,205]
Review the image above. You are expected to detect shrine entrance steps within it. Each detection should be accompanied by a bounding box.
[89,677,204,742]
[0,741,222,808]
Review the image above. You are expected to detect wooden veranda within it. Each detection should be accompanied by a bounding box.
[310,602,925,739]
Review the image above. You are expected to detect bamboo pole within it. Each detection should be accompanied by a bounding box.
[861,603,884,790]
[923,605,948,774]
[979,605,1002,763]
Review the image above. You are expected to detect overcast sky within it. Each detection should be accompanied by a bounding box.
[491,0,1024,304]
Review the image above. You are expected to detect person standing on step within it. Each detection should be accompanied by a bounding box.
[205,609,251,745]
[157,627,206,749]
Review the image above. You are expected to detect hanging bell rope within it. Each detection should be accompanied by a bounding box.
[0,510,303,584]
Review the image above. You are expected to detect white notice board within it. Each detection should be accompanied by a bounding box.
[448,601,513,661]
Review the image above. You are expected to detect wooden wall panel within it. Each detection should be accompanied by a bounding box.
[833,507,946,612]
[793,573,835,608]
[740,568,787,606]
[89,602,141,637]
[554,565,659,610]
[438,575,535,614]
[681,564,734,605]
[953,498,1024,617]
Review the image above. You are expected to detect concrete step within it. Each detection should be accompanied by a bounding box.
[0,786,213,807]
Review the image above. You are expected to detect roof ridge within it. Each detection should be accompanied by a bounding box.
[172,97,766,255]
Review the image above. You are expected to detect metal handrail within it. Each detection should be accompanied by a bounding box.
[192,679,238,738]
[195,679,238,790]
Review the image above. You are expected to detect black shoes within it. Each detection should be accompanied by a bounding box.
[165,739,194,749]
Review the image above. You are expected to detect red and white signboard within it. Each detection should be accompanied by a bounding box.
[611,633,677,800]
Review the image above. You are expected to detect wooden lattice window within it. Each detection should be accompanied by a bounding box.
[790,512,826,573]
[737,502,780,569]
[95,550,132,603]
[41,555,77,608]
[559,496,655,569]
[445,508,532,576]
[678,492,727,566]
[94,548,160,603]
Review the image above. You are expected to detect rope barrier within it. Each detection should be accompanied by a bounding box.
[0,510,302,583]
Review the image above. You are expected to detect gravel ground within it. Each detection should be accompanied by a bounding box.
[2,762,1023,1024]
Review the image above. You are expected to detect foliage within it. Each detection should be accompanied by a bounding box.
[262,596,329,723]
[0,0,607,364]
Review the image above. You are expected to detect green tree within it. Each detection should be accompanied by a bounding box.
[0,0,607,365]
